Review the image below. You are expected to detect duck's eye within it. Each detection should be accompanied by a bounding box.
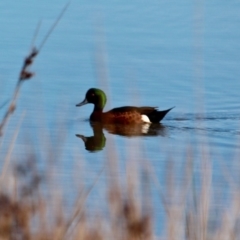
[91,93,95,97]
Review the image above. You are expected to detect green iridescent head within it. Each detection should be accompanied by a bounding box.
[76,88,107,111]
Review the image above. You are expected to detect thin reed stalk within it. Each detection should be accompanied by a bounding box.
[0,2,70,136]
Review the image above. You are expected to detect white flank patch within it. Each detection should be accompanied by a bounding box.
[141,114,151,123]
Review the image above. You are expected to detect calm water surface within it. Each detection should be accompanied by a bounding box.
[1,0,240,235]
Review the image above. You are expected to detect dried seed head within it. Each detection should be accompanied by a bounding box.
[9,103,15,113]
[20,71,34,80]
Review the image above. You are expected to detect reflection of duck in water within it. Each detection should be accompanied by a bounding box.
[76,88,174,124]
[76,122,168,152]
[76,123,106,152]
[103,122,167,137]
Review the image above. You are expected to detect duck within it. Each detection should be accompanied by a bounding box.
[76,88,174,124]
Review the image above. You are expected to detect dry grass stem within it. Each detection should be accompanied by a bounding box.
[0,2,70,136]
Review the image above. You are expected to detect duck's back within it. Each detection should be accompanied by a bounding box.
[101,106,173,124]
[101,106,142,124]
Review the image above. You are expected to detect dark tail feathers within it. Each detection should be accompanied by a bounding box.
[148,107,174,123]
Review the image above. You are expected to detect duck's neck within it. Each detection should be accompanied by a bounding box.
[90,103,104,121]
[90,108,103,121]
[93,94,106,113]
[93,105,103,112]
[91,94,106,120]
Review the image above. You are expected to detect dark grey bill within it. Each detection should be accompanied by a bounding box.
[76,98,88,107]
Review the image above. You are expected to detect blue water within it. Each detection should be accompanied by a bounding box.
[1,0,240,235]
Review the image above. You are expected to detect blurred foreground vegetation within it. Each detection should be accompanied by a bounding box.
[0,141,240,240]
